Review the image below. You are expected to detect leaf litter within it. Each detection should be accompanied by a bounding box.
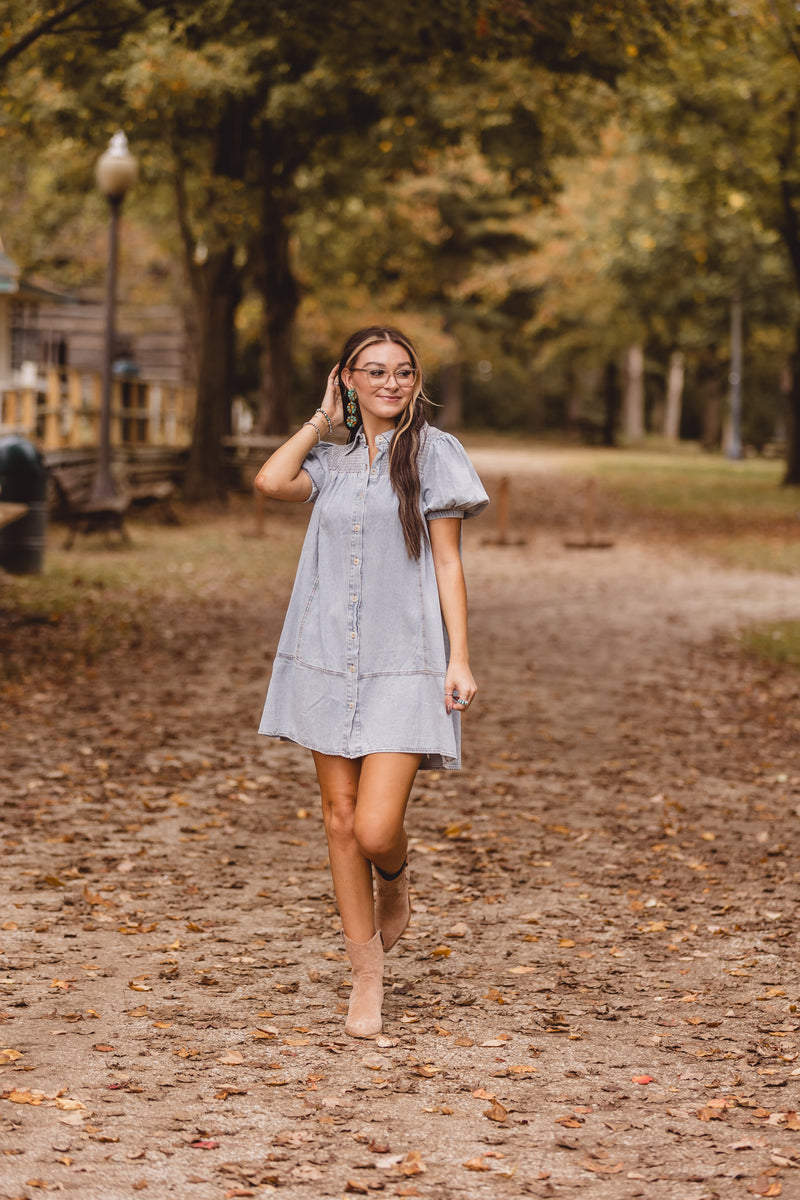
[1,474,800,1196]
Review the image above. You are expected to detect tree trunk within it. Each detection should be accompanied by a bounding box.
[623,344,645,442]
[255,191,298,436]
[601,359,620,447]
[784,318,800,484]
[438,361,462,430]
[663,350,684,442]
[698,351,723,451]
[183,246,242,502]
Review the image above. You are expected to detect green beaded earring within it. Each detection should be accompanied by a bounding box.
[345,387,360,430]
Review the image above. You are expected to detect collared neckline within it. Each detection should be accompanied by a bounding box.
[342,427,396,456]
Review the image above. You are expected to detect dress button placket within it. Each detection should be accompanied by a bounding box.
[344,445,369,752]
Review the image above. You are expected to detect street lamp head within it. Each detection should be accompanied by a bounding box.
[96,131,138,199]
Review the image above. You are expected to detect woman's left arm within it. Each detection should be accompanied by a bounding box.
[429,517,477,714]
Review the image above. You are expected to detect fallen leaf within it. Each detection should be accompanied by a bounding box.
[216,1051,245,1065]
[397,1151,426,1176]
[484,1100,509,1123]
[190,1139,220,1150]
[749,1179,782,1197]
[632,1075,655,1085]
[463,1157,492,1172]
[579,1159,624,1174]
[3,1089,45,1105]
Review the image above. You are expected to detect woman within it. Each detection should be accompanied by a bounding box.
[256,326,488,1038]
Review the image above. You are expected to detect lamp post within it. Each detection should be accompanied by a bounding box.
[91,131,137,503]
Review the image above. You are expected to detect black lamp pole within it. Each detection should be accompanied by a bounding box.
[91,132,137,504]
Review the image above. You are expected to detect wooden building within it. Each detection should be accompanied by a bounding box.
[0,235,195,452]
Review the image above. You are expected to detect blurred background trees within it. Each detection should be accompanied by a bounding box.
[2,0,800,496]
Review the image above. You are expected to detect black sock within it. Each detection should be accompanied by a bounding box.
[374,859,407,882]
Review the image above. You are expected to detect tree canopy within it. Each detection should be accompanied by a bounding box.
[3,1,800,489]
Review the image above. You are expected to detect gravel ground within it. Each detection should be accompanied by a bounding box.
[1,448,799,1200]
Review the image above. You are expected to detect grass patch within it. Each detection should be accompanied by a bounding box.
[739,621,800,670]
[464,440,800,573]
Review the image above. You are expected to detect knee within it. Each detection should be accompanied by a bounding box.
[353,813,398,864]
[321,790,357,845]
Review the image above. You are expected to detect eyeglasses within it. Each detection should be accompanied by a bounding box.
[350,365,416,387]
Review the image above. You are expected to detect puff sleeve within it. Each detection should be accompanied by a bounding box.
[300,441,335,502]
[420,430,490,521]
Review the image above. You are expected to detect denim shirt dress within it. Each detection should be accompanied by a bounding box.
[258,424,489,770]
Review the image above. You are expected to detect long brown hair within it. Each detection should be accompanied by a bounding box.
[337,326,432,558]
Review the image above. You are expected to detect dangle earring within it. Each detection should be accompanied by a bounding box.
[345,387,360,430]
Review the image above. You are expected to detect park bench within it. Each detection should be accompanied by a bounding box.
[49,459,177,547]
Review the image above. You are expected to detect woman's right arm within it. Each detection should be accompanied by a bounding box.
[254,366,343,501]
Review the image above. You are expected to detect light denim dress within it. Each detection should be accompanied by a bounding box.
[259,424,489,769]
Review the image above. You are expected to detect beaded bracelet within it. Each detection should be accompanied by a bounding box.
[315,407,334,435]
[303,420,322,444]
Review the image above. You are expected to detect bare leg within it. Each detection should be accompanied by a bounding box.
[353,752,420,875]
[313,752,373,943]
[313,751,421,940]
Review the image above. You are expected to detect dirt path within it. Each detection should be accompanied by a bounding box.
[2,451,799,1200]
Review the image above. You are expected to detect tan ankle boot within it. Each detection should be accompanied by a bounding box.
[343,931,383,1038]
[375,861,410,952]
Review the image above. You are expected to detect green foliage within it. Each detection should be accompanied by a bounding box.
[5,0,800,472]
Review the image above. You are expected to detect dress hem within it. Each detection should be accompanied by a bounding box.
[258,729,460,771]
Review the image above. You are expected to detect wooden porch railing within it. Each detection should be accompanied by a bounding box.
[0,366,195,450]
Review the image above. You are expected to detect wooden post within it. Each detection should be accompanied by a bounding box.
[583,477,597,543]
[496,474,510,545]
[66,370,83,447]
[89,373,102,445]
[20,387,36,438]
[564,476,614,549]
[43,368,61,449]
[148,383,163,446]
[482,474,524,546]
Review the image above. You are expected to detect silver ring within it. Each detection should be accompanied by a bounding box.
[453,697,468,707]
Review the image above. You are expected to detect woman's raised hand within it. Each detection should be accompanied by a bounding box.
[322,365,344,430]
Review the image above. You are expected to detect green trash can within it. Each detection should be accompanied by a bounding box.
[0,436,48,574]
